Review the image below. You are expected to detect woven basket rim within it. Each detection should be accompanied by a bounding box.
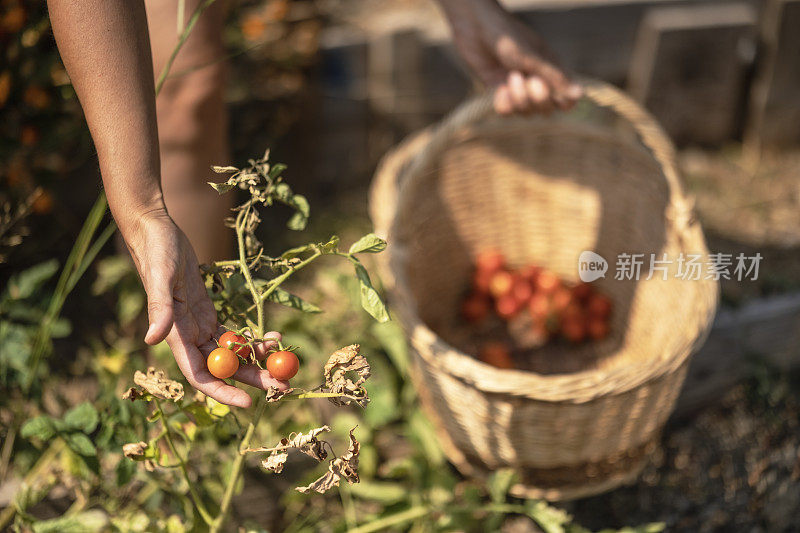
[371,83,719,403]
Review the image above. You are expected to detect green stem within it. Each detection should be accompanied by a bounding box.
[348,505,430,533]
[154,400,214,526]
[235,205,264,337]
[155,0,216,94]
[210,399,268,533]
[246,249,323,314]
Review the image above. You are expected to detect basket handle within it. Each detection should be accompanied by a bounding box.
[397,79,695,230]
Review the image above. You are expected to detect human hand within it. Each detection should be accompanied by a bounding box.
[439,0,582,115]
[123,210,289,407]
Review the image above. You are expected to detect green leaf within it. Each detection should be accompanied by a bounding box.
[353,262,390,323]
[488,468,517,503]
[64,432,97,457]
[6,260,59,300]
[184,402,215,427]
[206,397,230,418]
[265,287,321,314]
[348,233,387,255]
[287,194,309,231]
[371,321,409,375]
[49,318,72,338]
[281,243,313,260]
[346,481,407,504]
[268,163,287,179]
[208,181,236,194]
[319,235,340,254]
[407,409,445,467]
[524,500,572,533]
[32,510,109,533]
[63,402,99,434]
[116,455,137,486]
[21,416,56,441]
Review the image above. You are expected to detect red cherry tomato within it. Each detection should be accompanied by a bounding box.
[495,294,521,320]
[561,317,587,344]
[519,265,541,284]
[587,294,612,319]
[587,318,610,340]
[475,250,505,273]
[478,341,514,369]
[511,275,533,306]
[572,282,593,301]
[461,293,490,324]
[266,350,299,381]
[528,293,550,319]
[550,286,573,313]
[207,347,239,379]
[219,331,252,358]
[472,268,494,295]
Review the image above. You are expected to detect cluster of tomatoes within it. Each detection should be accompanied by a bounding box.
[461,251,613,369]
[207,331,299,382]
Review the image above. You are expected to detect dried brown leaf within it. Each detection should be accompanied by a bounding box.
[265,386,294,402]
[121,387,145,401]
[323,345,370,407]
[295,427,360,494]
[133,367,184,401]
[262,451,288,473]
[122,441,148,459]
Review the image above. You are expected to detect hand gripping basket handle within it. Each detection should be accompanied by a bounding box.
[396,78,695,231]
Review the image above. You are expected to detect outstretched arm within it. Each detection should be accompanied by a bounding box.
[437,0,582,114]
[47,0,286,407]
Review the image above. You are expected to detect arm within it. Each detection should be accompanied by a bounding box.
[437,0,582,114]
[47,0,286,407]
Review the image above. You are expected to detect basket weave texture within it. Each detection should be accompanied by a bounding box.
[369,80,719,500]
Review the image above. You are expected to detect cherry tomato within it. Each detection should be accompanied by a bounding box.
[266,350,299,381]
[489,270,514,298]
[475,250,505,273]
[561,317,587,344]
[207,347,239,379]
[519,265,541,284]
[535,270,560,295]
[551,286,573,313]
[587,318,610,340]
[461,293,490,324]
[472,268,494,295]
[478,341,514,369]
[219,331,252,358]
[495,294,521,320]
[572,282,593,301]
[528,293,550,319]
[511,275,533,305]
[587,294,612,319]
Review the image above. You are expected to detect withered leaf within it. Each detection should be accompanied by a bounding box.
[295,427,360,494]
[265,386,294,402]
[133,367,184,401]
[121,387,145,402]
[122,441,148,459]
[287,426,330,462]
[324,345,371,407]
[262,451,288,474]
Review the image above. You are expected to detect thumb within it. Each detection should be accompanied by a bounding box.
[144,273,175,345]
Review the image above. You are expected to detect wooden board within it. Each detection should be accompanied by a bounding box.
[627,3,756,145]
[745,0,800,151]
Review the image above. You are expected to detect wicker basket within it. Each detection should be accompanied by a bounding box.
[368,80,719,500]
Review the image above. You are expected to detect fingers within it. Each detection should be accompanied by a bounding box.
[494,71,558,115]
[254,330,282,360]
[144,272,175,345]
[233,363,290,392]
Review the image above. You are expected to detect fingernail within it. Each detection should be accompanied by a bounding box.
[567,84,583,100]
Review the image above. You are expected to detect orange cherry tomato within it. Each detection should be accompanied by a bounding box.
[561,317,587,344]
[551,286,573,313]
[475,250,505,274]
[528,292,550,319]
[535,269,560,295]
[266,350,299,381]
[207,347,239,379]
[219,331,252,358]
[478,341,514,369]
[511,275,533,306]
[587,317,610,340]
[495,294,521,320]
[489,270,514,298]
